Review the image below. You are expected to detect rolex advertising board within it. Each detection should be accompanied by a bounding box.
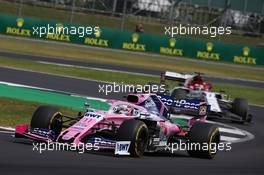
[0,14,263,65]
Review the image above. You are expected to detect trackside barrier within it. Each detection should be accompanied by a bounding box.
[0,13,263,66]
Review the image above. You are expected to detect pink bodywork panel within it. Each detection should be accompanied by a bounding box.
[15,124,29,135]
[159,120,181,136]
[58,108,136,145]
[188,117,206,128]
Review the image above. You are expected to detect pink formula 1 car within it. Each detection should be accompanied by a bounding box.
[15,93,220,159]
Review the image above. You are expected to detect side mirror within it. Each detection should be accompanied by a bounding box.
[84,102,90,107]
[84,103,92,112]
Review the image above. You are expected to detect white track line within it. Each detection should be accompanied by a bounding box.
[219,128,246,136]
[0,81,107,102]
[221,136,240,142]
[0,126,15,131]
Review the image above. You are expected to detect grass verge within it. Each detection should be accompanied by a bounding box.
[0,36,263,81]
[0,56,263,105]
[0,97,78,127]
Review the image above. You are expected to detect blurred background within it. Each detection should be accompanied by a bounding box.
[1,0,264,46]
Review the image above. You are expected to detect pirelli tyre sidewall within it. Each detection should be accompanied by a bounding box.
[117,119,149,157]
[30,105,63,137]
[187,122,220,159]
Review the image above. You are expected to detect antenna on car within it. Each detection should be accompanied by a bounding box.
[160,72,165,85]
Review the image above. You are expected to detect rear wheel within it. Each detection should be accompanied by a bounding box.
[30,106,63,137]
[232,98,249,122]
[187,122,220,159]
[117,119,149,157]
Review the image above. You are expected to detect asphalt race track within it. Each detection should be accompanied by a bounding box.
[0,67,263,175]
[0,51,263,88]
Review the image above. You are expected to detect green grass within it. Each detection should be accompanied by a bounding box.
[0,97,78,127]
[0,56,263,105]
[0,56,154,84]
[0,36,263,81]
[0,1,263,46]
[213,84,264,105]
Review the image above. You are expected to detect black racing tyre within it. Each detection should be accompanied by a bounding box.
[171,88,188,100]
[30,106,63,137]
[117,119,149,157]
[232,98,248,121]
[187,122,220,159]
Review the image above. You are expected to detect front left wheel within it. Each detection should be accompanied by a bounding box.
[30,105,63,137]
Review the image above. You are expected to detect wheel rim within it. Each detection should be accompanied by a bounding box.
[50,114,62,136]
[209,129,220,157]
[135,126,148,156]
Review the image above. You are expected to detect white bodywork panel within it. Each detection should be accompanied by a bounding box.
[204,92,222,112]
[165,71,194,82]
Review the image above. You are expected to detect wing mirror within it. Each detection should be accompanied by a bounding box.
[84,102,94,112]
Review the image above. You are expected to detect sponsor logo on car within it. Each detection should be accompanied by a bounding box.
[115,141,131,155]
[31,128,56,141]
[158,95,200,109]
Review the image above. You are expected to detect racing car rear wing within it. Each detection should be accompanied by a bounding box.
[160,71,194,84]
[158,95,210,118]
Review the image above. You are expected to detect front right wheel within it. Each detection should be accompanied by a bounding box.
[117,119,149,157]
[187,122,220,159]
